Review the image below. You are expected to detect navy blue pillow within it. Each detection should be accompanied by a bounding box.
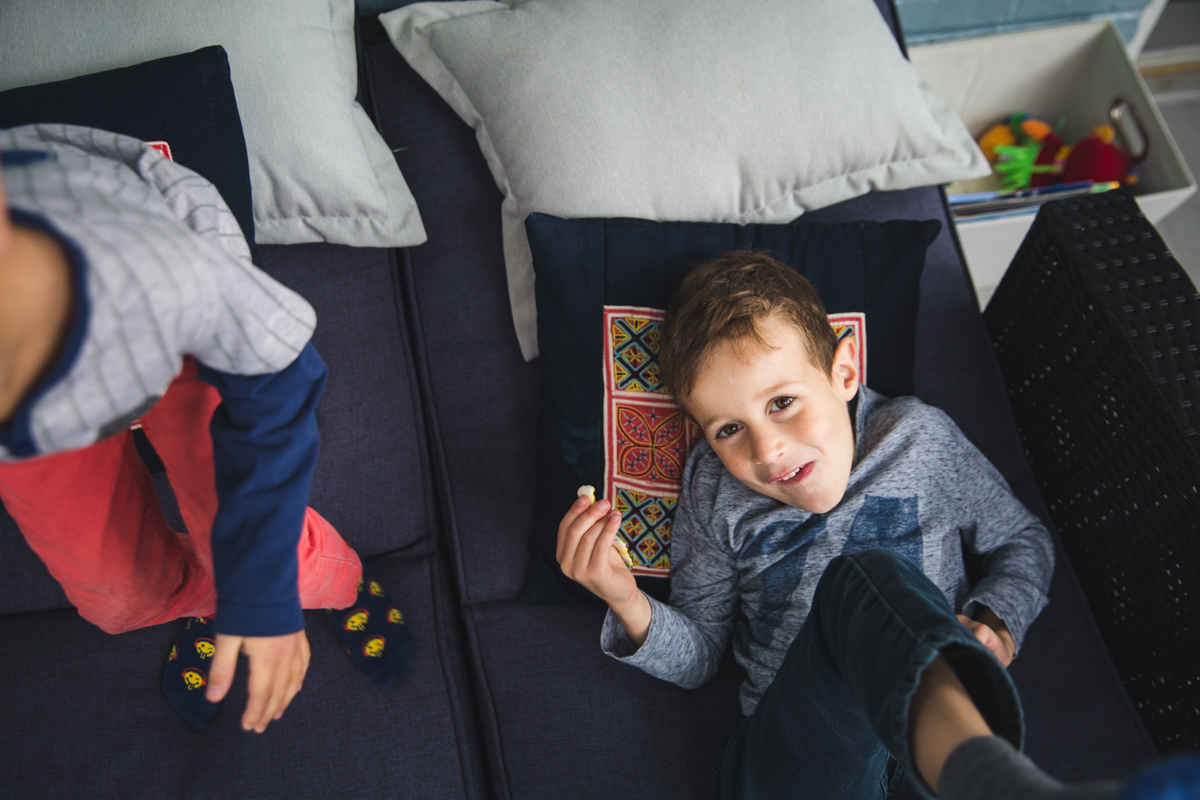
[0,46,259,265]
[524,212,941,604]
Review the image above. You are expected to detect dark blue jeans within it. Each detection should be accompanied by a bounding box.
[716,550,1024,800]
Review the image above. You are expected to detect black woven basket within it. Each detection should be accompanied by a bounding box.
[984,189,1200,754]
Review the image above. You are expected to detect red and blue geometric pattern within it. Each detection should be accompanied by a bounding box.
[604,306,696,577]
[615,489,676,575]
[613,399,693,490]
[608,314,666,393]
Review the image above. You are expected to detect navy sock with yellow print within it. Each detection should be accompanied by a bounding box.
[326,566,415,689]
[161,615,221,731]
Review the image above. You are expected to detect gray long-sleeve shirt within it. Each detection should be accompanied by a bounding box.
[601,385,1053,716]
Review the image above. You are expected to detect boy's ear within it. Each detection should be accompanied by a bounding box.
[830,335,860,400]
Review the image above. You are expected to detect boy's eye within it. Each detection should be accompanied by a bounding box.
[771,396,794,411]
[716,422,742,439]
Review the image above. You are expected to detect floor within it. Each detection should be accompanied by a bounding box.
[1139,0,1200,286]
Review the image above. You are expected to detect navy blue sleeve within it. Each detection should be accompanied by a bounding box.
[196,342,327,637]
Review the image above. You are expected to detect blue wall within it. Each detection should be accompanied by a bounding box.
[895,0,1151,45]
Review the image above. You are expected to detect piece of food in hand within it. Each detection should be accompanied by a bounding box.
[612,535,634,569]
[576,485,633,570]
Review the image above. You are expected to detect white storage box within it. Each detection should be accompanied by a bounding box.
[909,21,1196,308]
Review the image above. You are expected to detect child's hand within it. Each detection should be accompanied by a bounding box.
[556,495,640,611]
[956,611,1016,668]
[206,630,311,733]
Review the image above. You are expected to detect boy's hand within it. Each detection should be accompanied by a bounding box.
[206,630,311,733]
[956,609,1016,668]
[557,496,639,608]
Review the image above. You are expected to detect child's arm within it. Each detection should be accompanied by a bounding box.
[557,450,740,689]
[557,494,651,643]
[194,343,327,731]
[953,425,1055,663]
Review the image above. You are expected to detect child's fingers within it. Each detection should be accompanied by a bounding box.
[590,509,625,568]
[206,633,242,704]
[555,495,592,564]
[275,638,310,721]
[958,616,1008,665]
[240,632,308,733]
[578,509,624,582]
[263,664,295,730]
[557,497,612,567]
[242,660,271,732]
[572,505,619,575]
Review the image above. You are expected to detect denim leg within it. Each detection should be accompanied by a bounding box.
[716,550,1024,800]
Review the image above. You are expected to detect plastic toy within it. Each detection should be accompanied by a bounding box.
[978,113,1134,192]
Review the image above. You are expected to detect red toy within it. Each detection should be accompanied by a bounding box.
[1063,125,1131,184]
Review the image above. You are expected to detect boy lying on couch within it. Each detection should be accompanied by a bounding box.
[557,252,1195,799]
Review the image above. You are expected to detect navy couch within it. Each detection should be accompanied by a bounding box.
[0,2,1161,797]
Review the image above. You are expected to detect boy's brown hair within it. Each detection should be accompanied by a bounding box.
[659,251,838,398]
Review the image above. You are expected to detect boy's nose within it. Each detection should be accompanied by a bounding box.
[750,431,783,466]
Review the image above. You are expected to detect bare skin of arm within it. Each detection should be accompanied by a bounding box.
[0,206,74,423]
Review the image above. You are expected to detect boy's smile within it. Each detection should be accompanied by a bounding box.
[683,314,859,514]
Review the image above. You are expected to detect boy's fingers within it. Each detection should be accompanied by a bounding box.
[591,510,624,567]
[575,516,615,574]
[245,633,309,732]
[276,673,303,720]
[242,656,272,732]
[971,624,1010,665]
[206,634,242,704]
[559,499,611,568]
[955,615,1006,661]
[275,639,310,721]
[258,671,290,732]
[556,496,591,562]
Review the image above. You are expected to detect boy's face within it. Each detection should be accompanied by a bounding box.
[682,314,859,514]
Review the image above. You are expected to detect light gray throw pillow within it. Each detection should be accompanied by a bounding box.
[381,0,988,360]
[0,0,427,248]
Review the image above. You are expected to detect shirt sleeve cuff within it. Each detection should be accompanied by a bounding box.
[214,597,305,638]
[600,593,665,664]
[964,581,1050,654]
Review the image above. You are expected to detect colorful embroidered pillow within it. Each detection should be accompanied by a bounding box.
[522,213,941,604]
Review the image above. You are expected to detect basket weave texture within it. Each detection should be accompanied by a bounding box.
[984,189,1200,754]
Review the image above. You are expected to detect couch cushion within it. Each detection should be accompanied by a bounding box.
[260,243,435,558]
[0,554,487,799]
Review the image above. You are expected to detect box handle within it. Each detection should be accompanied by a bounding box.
[1109,98,1148,164]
